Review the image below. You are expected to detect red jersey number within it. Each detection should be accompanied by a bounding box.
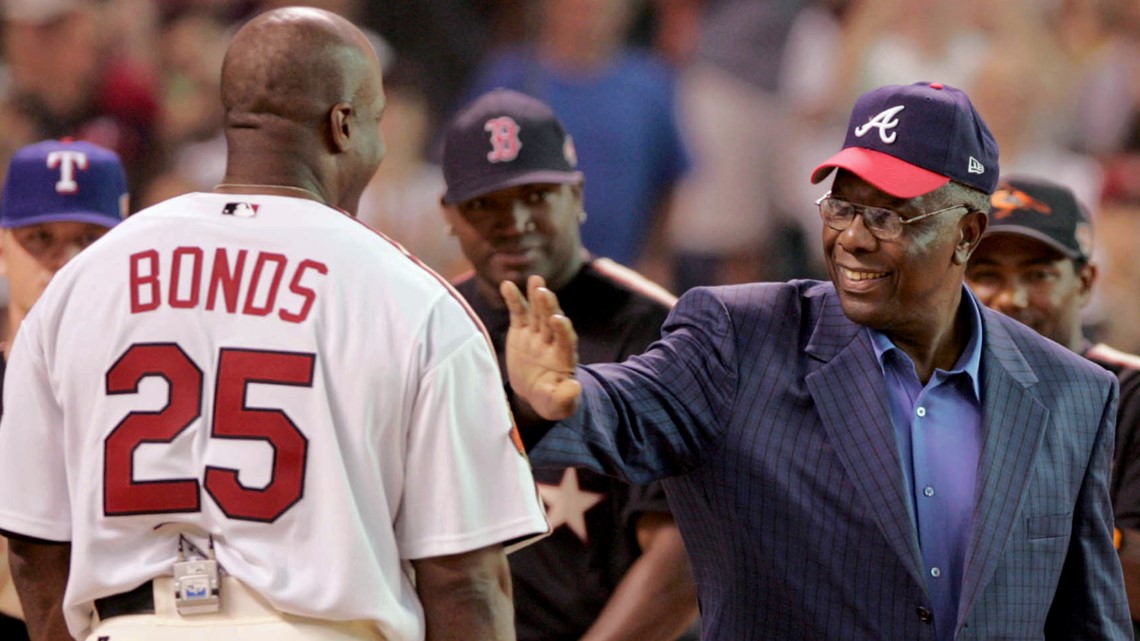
[104,344,315,522]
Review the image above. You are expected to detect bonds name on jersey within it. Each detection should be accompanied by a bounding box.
[0,192,548,640]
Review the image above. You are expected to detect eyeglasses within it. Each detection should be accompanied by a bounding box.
[816,192,967,240]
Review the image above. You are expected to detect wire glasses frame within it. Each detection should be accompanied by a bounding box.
[816,191,968,240]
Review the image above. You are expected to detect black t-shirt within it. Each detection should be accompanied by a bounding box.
[1085,343,1140,635]
[455,259,675,641]
[1084,344,1140,530]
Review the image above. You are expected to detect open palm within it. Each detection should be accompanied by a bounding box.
[501,275,582,421]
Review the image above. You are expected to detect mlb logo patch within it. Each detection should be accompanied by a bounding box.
[222,202,259,218]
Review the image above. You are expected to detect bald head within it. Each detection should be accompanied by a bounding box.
[222,7,379,126]
[217,7,386,212]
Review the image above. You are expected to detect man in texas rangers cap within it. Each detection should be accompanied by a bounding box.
[501,81,1131,639]
[0,138,127,641]
[965,174,1140,635]
[440,88,698,641]
[1,138,128,348]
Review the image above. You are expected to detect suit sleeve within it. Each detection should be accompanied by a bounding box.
[1044,378,1134,639]
[530,287,737,484]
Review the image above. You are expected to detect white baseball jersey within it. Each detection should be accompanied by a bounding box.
[0,192,548,640]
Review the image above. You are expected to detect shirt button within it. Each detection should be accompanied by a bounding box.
[930,567,941,578]
[916,406,927,417]
[923,486,935,497]
[916,606,934,623]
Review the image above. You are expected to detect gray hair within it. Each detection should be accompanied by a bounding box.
[945,180,991,215]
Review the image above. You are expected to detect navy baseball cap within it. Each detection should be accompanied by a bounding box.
[0,139,128,229]
[812,82,999,198]
[984,175,1093,262]
[442,88,582,205]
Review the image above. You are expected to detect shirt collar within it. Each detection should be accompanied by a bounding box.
[868,285,984,399]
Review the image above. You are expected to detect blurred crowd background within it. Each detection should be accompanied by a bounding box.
[0,0,1138,350]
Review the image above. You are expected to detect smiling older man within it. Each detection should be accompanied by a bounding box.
[500,82,1131,641]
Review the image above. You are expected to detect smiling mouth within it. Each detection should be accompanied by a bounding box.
[493,246,540,266]
[840,267,887,281]
[495,246,536,258]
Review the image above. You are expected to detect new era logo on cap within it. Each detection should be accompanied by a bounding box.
[0,139,128,229]
[811,82,999,198]
[442,89,582,205]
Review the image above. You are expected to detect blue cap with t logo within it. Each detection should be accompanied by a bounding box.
[0,139,128,229]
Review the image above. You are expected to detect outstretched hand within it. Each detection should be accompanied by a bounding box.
[501,275,582,421]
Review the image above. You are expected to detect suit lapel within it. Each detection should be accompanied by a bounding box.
[805,291,927,590]
[956,311,1049,630]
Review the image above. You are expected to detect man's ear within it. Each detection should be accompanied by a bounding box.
[328,103,354,152]
[570,180,586,204]
[0,232,8,278]
[954,210,988,265]
[440,203,462,234]
[1076,260,1098,306]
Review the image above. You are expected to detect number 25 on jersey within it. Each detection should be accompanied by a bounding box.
[103,343,315,522]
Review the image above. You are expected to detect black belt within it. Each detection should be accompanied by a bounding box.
[94,581,155,619]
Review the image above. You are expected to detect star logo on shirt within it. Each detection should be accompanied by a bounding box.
[537,468,604,543]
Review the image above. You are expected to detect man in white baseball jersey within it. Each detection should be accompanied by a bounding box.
[0,138,128,641]
[0,7,547,641]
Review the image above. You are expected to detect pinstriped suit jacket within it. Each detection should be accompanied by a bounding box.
[530,280,1132,640]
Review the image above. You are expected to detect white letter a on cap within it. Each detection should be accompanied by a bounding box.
[855,105,905,144]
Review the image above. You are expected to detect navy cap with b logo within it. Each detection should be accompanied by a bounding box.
[811,82,1000,198]
[0,139,128,229]
[442,89,582,205]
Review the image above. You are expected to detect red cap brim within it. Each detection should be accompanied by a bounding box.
[810,147,950,199]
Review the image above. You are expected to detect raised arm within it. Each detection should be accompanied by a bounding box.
[414,543,516,641]
[501,275,582,421]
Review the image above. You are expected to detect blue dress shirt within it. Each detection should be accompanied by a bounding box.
[870,288,984,641]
